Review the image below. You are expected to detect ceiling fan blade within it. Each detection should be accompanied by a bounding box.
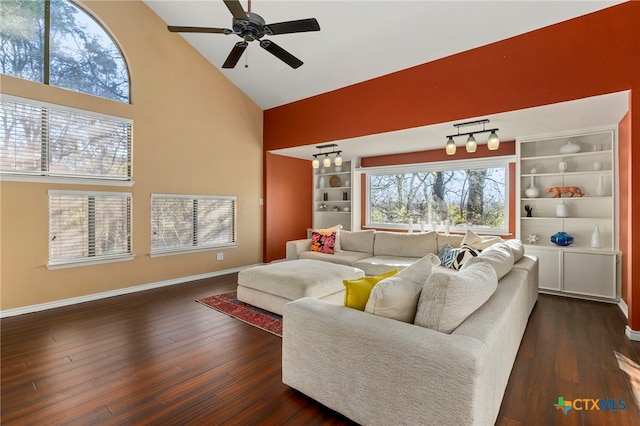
[259,40,303,69]
[264,18,320,36]
[222,41,248,69]
[168,26,227,34]
[223,0,248,20]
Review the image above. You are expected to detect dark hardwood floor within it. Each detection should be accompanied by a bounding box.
[2,273,640,425]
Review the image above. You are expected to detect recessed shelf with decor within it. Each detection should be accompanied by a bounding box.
[516,127,620,302]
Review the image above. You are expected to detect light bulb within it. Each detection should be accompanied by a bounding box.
[487,131,500,150]
[334,152,343,166]
[466,134,477,153]
[323,155,331,168]
[312,157,320,169]
[445,137,456,155]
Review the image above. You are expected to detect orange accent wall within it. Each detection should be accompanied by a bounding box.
[264,153,312,262]
[263,2,640,328]
[264,4,639,151]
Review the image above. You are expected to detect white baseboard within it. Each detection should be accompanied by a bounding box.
[625,326,640,341]
[618,298,629,318]
[0,264,262,318]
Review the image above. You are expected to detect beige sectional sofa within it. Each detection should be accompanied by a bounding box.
[282,234,539,426]
[286,230,465,275]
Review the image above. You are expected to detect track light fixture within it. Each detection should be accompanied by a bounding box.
[445,119,499,155]
[312,144,343,169]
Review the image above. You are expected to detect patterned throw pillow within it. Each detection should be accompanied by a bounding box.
[449,245,481,270]
[438,244,460,268]
[310,231,336,254]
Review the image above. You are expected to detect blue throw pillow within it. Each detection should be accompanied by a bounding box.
[438,244,460,268]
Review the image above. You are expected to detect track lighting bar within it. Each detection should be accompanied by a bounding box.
[444,119,500,155]
[312,144,343,169]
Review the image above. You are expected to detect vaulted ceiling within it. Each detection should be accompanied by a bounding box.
[144,1,629,157]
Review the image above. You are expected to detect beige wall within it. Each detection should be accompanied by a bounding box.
[0,0,263,310]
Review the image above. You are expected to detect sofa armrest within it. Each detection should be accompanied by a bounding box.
[282,298,488,426]
[285,239,311,260]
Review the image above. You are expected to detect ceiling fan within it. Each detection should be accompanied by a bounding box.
[168,0,320,69]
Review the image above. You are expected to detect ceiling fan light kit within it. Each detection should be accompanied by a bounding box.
[168,0,320,69]
[445,119,500,155]
[312,144,342,169]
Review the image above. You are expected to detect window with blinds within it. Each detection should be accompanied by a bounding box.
[151,194,237,255]
[48,190,132,268]
[1,95,132,181]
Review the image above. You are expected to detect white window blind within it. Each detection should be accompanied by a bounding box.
[151,194,237,255]
[48,191,132,267]
[1,95,132,180]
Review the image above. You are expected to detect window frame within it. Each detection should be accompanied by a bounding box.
[150,193,238,257]
[0,94,133,186]
[364,156,514,235]
[48,189,133,269]
[0,0,131,103]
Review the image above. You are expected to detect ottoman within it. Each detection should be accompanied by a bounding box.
[237,259,365,315]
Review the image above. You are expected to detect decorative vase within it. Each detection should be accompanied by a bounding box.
[593,161,603,171]
[595,175,606,196]
[559,140,581,154]
[551,231,574,246]
[558,161,568,172]
[525,176,541,198]
[591,225,602,248]
[334,166,343,172]
[530,166,538,174]
[556,200,569,218]
[319,176,325,188]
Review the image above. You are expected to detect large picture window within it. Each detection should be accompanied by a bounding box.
[367,159,509,234]
[48,190,132,268]
[0,95,132,181]
[151,194,237,256]
[0,0,130,103]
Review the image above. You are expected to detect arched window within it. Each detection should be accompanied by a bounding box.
[0,0,130,103]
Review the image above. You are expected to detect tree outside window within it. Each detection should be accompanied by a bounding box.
[0,0,129,103]
[368,164,507,232]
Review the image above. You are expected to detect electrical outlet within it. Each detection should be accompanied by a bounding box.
[216,253,224,261]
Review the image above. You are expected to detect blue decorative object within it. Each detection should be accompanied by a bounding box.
[551,231,574,246]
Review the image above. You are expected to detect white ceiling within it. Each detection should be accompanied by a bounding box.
[144,0,629,159]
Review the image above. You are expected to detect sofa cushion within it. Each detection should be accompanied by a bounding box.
[414,260,498,333]
[365,253,441,323]
[339,230,375,254]
[437,234,464,251]
[449,245,481,270]
[300,250,371,266]
[462,242,514,279]
[503,239,525,262]
[461,229,503,250]
[351,255,420,276]
[373,231,438,257]
[310,230,336,254]
[343,269,398,311]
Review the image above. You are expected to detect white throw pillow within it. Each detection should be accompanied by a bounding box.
[503,239,525,262]
[462,242,514,279]
[461,229,503,250]
[365,253,441,323]
[414,261,498,333]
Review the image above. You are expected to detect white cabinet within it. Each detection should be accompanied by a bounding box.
[517,127,620,301]
[313,161,352,230]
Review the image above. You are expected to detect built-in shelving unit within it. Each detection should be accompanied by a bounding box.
[516,127,620,301]
[313,161,352,230]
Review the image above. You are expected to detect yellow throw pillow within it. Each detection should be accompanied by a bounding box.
[343,269,398,311]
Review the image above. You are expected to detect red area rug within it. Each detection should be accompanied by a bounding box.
[197,291,282,337]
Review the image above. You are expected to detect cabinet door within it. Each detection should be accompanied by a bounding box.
[525,247,561,291]
[562,252,617,299]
